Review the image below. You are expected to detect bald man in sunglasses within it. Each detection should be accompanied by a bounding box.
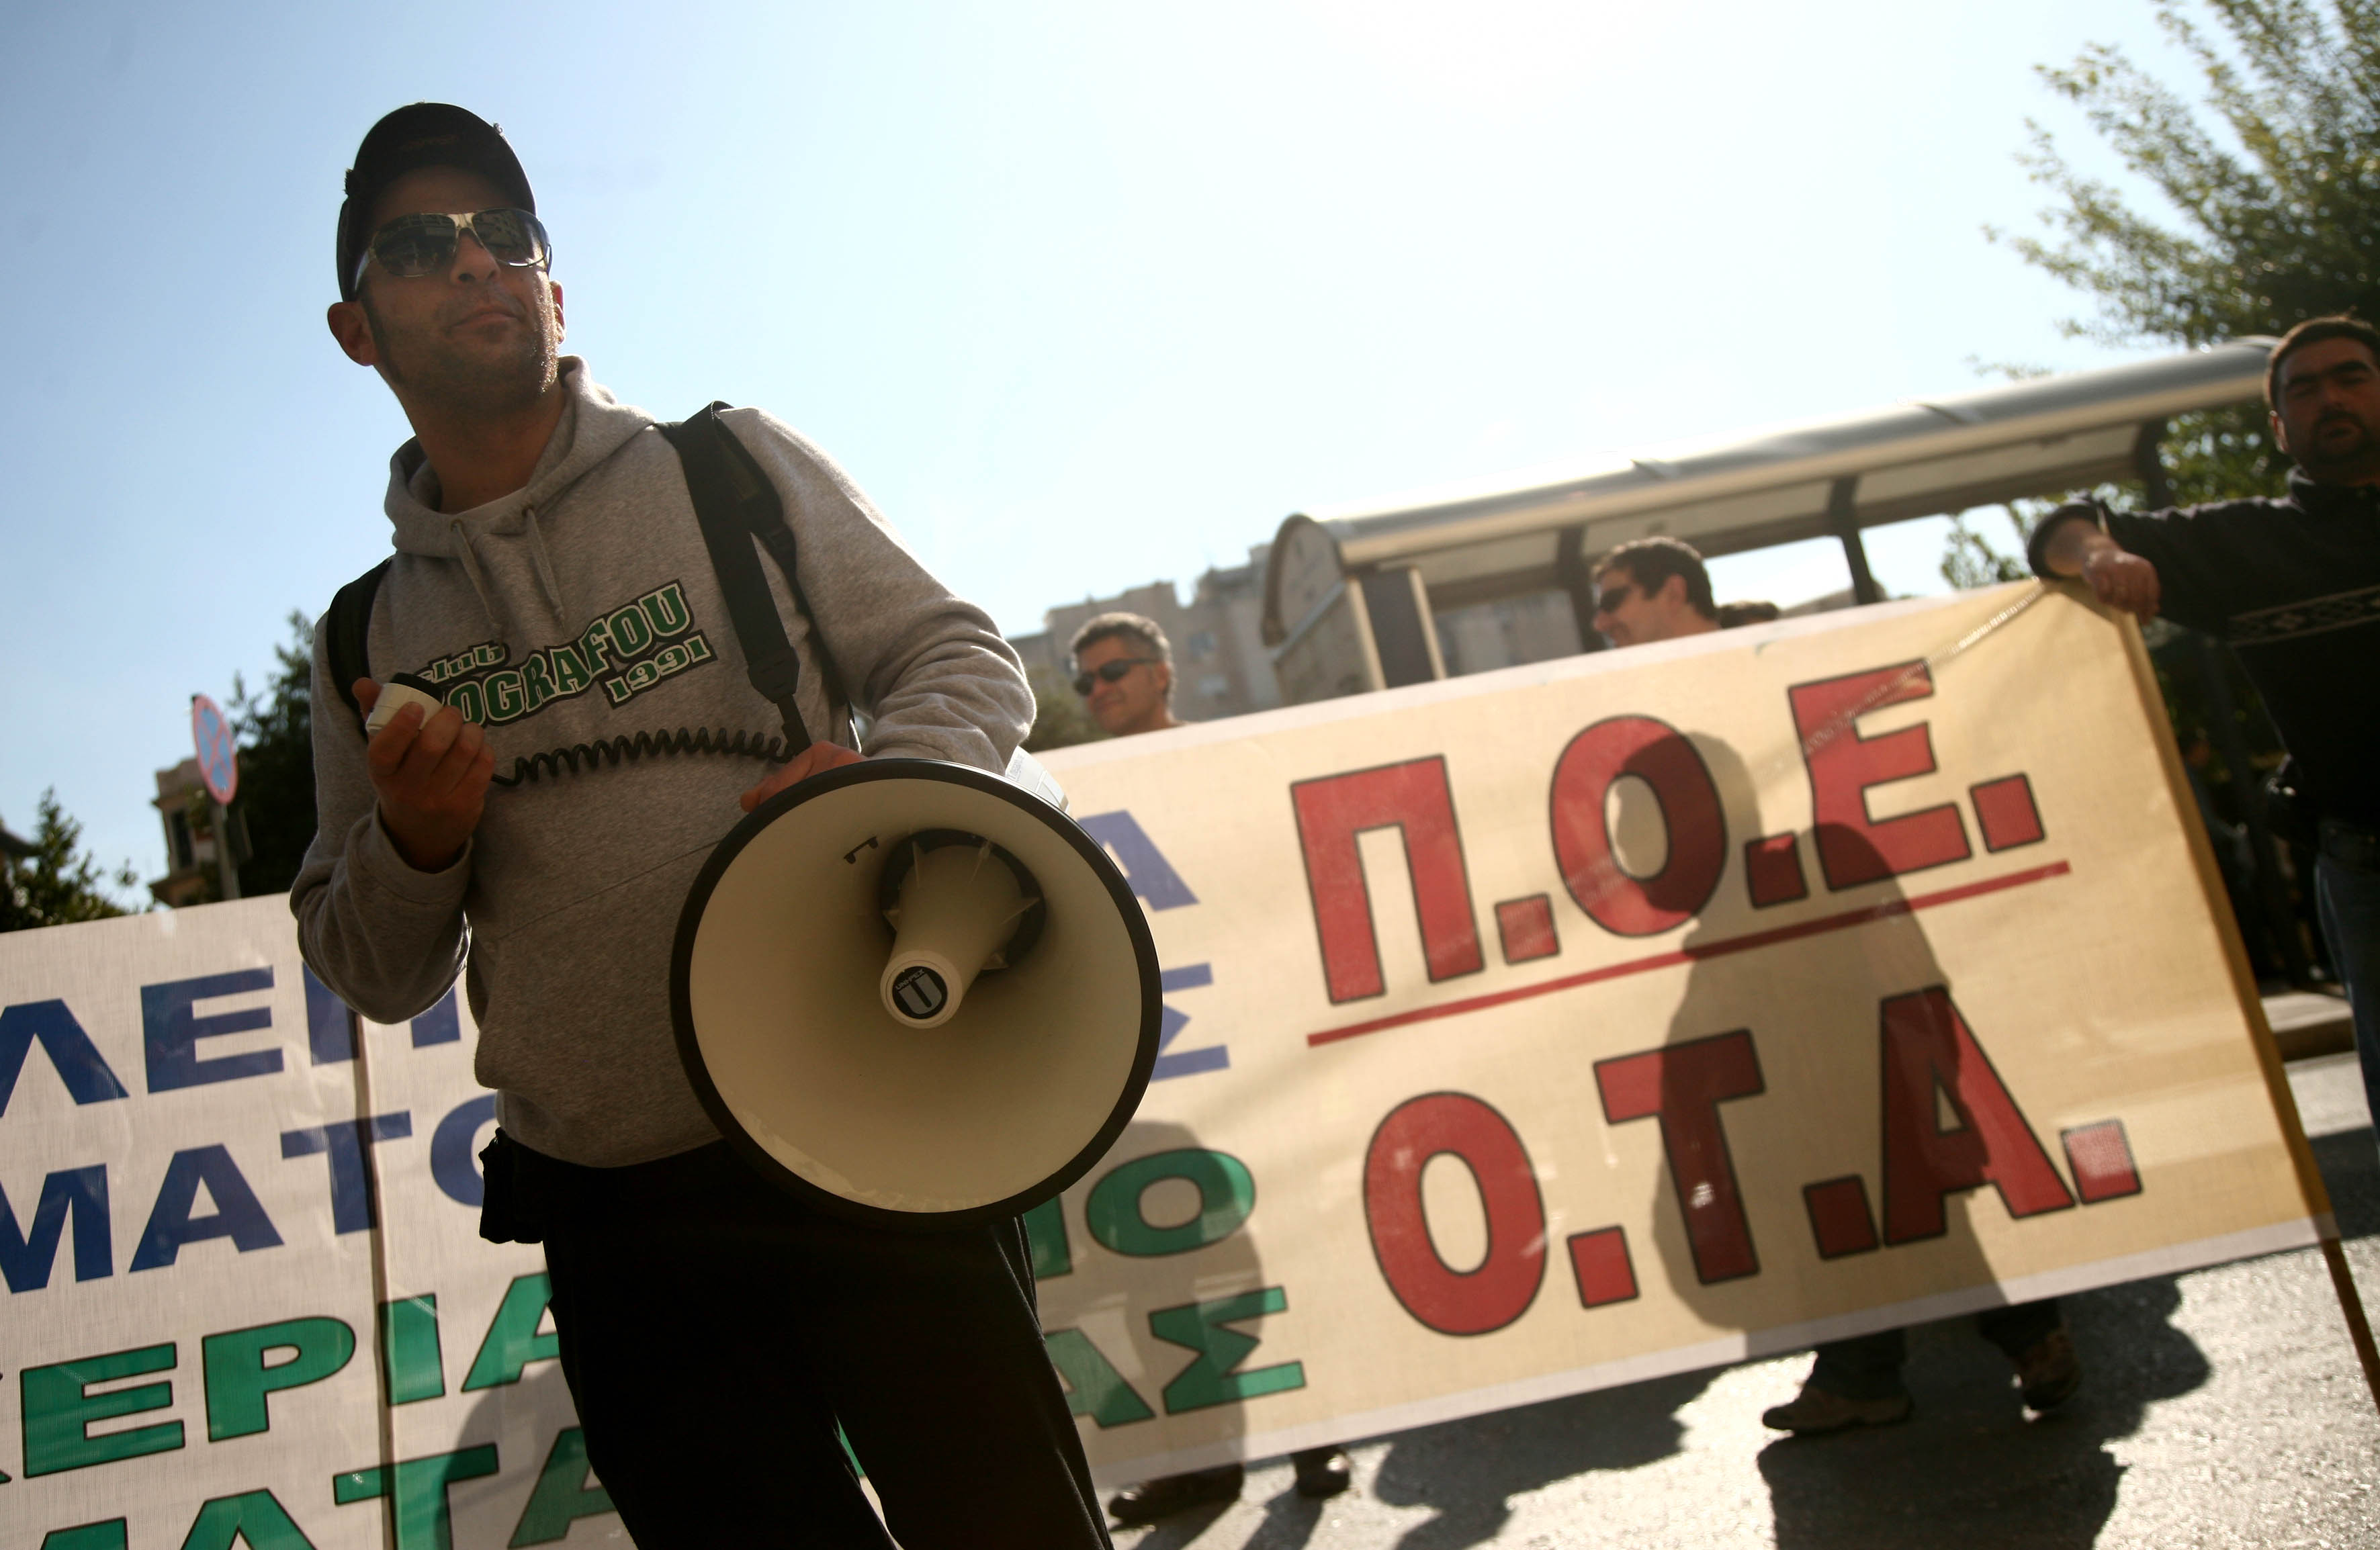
[294,104,1108,1549]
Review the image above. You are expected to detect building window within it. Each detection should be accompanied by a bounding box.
[1187,631,1217,660]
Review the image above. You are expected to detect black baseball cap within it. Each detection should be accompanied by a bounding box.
[337,103,536,301]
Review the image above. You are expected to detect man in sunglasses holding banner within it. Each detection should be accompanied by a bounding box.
[1589,537,1722,649]
[296,104,1110,1548]
[1068,613,1186,738]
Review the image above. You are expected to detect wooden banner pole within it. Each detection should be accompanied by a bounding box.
[2113,599,2380,1418]
[2320,1236,2380,1418]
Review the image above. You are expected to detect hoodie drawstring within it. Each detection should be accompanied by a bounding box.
[446,510,568,634]
[448,518,504,635]
[522,506,568,623]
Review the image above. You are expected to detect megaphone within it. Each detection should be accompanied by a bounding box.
[670,757,1161,1230]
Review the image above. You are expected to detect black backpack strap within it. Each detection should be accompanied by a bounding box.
[691,406,858,728]
[326,558,393,739]
[660,404,827,754]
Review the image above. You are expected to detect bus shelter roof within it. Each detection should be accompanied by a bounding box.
[1263,338,2273,645]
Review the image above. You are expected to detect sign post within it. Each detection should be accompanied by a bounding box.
[191,692,241,902]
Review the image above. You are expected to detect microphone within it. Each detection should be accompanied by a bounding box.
[363,673,447,735]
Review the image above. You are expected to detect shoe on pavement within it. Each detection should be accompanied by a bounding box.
[2015,1327,2082,1412]
[1292,1447,1352,1499]
[1106,1464,1244,1524]
[1760,1383,1913,1434]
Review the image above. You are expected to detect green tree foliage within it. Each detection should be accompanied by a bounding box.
[227,610,319,897]
[1994,0,2380,503]
[2,791,137,931]
[1947,0,2375,582]
[1966,1,2375,979]
[1940,507,2038,590]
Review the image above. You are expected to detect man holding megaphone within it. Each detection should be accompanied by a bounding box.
[293,104,1116,1549]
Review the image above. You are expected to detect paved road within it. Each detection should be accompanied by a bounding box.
[1110,1055,2380,1549]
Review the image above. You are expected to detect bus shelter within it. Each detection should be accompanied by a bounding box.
[1259,338,2273,702]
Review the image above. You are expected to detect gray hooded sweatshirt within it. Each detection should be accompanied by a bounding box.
[291,360,1033,1167]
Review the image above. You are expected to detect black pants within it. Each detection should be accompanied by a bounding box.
[517,1138,1112,1549]
[1808,1298,2064,1401]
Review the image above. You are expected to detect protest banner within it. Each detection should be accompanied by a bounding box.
[1027,580,2338,1479]
[0,581,2340,1544]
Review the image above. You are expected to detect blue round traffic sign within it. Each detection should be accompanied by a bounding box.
[191,694,238,807]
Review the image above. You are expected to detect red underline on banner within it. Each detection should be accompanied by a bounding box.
[1304,859,2074,1048]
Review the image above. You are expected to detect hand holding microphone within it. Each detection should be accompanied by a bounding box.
[357,676,495,872]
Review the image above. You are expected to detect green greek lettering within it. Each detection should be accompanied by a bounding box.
[1043,1329,1154,1427]
[506,1429,616,1545]
[202,1317,355,1441]
[462,1273,558,1390]
[1024,1196,1071,1277]
[180,1490,315,1550]
[1149,1287,1305,1414]
[21,1342,181,1476]
[380,1294,445,1406]
[1086,1149,1255,1257]
[334,1446,498,1550]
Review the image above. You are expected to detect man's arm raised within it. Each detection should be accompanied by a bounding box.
[2036,509,2163,622]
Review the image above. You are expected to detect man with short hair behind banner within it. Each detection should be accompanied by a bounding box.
[1069,612,1186,739]
[1063,612,1357,1522]
[1589,536,1723,647]
[291,103,1110,1549]
[2033,314,2380,1136]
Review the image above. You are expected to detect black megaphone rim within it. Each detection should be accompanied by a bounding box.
[670,756,1161,1231]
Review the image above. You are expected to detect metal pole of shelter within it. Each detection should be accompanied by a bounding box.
[1828,477,1884,605]
[1555,527,1607,653]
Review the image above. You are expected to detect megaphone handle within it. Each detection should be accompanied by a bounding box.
[774,696,813,756]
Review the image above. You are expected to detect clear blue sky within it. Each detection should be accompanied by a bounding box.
[1,1,2195,898]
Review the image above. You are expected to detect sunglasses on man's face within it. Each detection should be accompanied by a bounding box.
[1072,657,1160,697]
[1593,582,1634,615]
[353,208,552,291]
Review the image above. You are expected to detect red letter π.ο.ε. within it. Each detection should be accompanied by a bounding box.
[1788,662,1971,891]
[1548,717,1728,938]
[1291,758,1483,1004]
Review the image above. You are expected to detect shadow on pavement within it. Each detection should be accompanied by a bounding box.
[1755,1121,2380,1548]
[1123,1497,1237,1550]
[1366,1370,1714,1550]
[1759,1273,2207,1549]
[1239,1490,1330,1550]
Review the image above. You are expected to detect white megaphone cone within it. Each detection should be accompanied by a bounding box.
[879,835,1041,1028]
[672,758,1159,1230]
